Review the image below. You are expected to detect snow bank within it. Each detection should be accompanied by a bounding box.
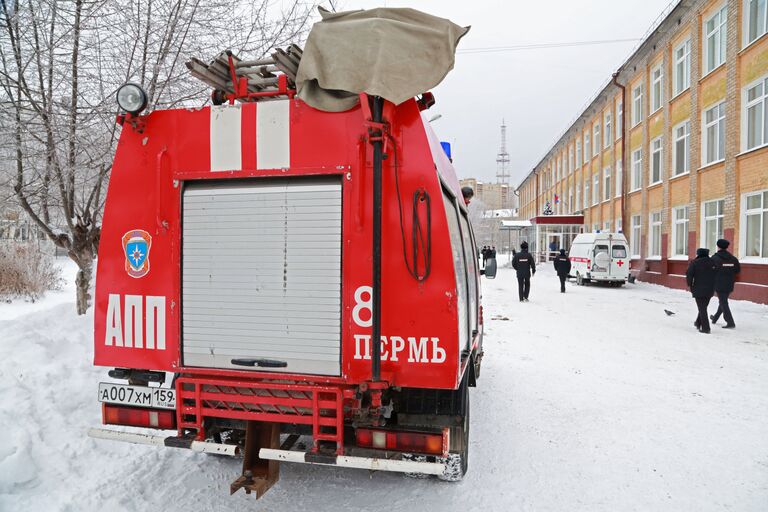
[0,265,766,511]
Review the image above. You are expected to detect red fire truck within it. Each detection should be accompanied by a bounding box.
[89,41,493,496]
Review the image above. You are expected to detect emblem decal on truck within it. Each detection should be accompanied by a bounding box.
[122,229,152,278]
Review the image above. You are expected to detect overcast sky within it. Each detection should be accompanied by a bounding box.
[349,0,675,187]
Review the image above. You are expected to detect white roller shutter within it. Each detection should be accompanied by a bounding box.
[182,178,342,375]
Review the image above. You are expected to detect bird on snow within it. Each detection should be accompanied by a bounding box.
[664,309,675,316]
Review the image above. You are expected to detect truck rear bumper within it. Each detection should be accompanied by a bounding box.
[88,427,240,456]
[259,448,446,475]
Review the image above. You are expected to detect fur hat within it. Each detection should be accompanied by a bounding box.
[716,239,730,249]
[520,241,529,250]
[696,247,710,257]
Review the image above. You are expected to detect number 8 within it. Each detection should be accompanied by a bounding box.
[352,286,372,328]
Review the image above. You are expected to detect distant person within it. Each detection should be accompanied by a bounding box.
[512,241,536,302]
[461,186,474,206]
[553,249,571,293]
[490,246,497,259]
[710,239,740,329]
[686,248,716,334]
[481,246,489,267]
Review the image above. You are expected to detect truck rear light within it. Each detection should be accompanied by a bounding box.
[103,404,176,430]
[355,428,448,456]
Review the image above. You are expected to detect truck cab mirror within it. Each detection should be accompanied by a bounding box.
[483,257,497,279]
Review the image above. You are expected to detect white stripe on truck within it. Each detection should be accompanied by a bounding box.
[257,100,290,169]
[210,105,242,172]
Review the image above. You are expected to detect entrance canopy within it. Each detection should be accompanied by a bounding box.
[521,215,584,261]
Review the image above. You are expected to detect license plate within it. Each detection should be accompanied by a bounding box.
[98,383,176,410]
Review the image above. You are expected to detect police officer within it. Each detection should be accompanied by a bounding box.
[710,239,740,329]
[512,241,536,302]
[686,248,716,334]
[553,248,571,293]
[490,246,497,259]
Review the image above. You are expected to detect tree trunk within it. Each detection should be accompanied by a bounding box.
[74,257,93,316]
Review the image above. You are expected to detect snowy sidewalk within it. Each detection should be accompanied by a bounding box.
[0,264,766,511]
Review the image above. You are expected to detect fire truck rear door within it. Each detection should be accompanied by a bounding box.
[181,177,342,375]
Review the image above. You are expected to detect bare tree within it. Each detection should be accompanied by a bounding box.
[0,0,318,314]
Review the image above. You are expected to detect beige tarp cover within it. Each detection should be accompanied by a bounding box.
[296,7,469,112]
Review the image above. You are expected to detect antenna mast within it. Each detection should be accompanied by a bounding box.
[496,120,510,184]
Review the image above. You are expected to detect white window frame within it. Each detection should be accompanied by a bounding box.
[604,221,612,232]
[616,217,623,233]
[575,183,581,213]
[616,99,623,140]
[632,83,644,126]
[671,206,690,258]
[702,101,726,165]
[593,173,600,206]
[704,5,727,75]
[576,139,582,167]
[604,110,612,147]
[615,159,622,198]
[584,178,590,210]
[568,146,574,174]
[603,167,611,202]
[673,39,691,96]
[740,189,768,261]
[701,199,725,253]
[651,64,663,113]
[584,132,591,160]
[631,148,643,191]
[742,74,768,151]
[648,211,662,258]
[743,0,767,48]
[650,136,663,184]
[631,215,642,257]
[594,123,601,156]
[673,121,691,176]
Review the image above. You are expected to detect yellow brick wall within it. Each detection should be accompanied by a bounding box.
[699,164,725,201]
[669,176,689,207]
[649,186,663,210]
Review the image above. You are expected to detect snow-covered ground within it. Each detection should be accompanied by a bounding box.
[1,263,767,511]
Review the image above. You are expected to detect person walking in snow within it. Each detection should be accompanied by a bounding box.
[481,246,489,267]
[710,239,740,329]
[512,241,536,302]
[553,249,571,293]
[686,248,716,334]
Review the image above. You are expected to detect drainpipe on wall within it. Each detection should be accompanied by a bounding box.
[611,71,627,241]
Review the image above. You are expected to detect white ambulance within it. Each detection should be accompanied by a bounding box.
[568,232,630,286]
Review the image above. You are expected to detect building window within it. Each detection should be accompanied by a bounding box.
[631,215,642,257]
[674,39,691,96]
[745,0,768,47]
[673,121,691,175]
[593,173,600,205]
[594,123,601,156]
[672,206,689,256]
[651,136,663,184]
[615,159,622,197]
[604,221,612,232]
[616,217,623,233]
[744,76,768,150]
[632,83,644,126]
[702,199,725,253]
[576,139,582,166]
[604,167,611,201]
[651,64,663,112]
[584,178,590,210]
[593,223,600,233]
[616,99,623,140]
[649,211,662,257]
[743,190,768,258]
[705,5,727,74]
[604,111,612,146]
[703,101,726,164]
[575,183,581,212]
[631,148,642,191]
[584,132,591,160]
[568,188,573,213]
[569,146,574,174]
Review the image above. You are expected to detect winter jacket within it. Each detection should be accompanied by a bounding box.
[711,249,740,293]
[512,250,536,278]
[686,252,716,299]
[553,255,571,276]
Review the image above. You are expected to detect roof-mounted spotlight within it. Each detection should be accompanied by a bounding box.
[116,83,148,116]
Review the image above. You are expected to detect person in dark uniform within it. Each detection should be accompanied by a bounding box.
[512,241,536,302]
[553,249,571,293]
[481,246,489,267]
[490,246,497,259]
[686,248,716,334]
[710,239,740,329]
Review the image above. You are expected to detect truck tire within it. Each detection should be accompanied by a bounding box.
[438,383,469,481]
